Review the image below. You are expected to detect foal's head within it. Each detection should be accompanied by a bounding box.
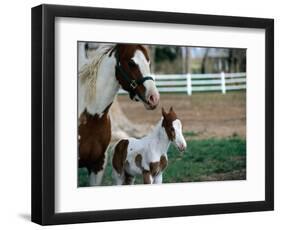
[162,107,187,152]
[112,44,159,110]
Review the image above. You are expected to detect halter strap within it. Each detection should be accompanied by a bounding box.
[115,49,154,103]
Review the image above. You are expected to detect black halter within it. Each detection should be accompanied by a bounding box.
[115,49,154,103]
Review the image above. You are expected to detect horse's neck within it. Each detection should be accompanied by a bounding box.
[146,119,170,155]
[79,53,119,117]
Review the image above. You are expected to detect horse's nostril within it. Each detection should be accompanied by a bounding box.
[149,95,155,103]
[148,94,158,105]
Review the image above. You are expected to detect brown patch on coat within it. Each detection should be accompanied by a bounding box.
[135,154,143,169]
[111,44,150,99]
[149,162,160,177]
[112,139,129,174]
[149,156,168,177]
[78,103,112,174]
[162,107,178,141]
[143,170,152,184]
[160,155,168,171]
[138,154,168,183]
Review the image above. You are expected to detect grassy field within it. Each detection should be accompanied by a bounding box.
[78,133,246,187]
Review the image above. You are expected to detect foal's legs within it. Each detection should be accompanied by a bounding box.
[143,170,153,184]
[112,169,124,185]
[113,170,135,185]
[123,172,135,185]
[153,173,163,184]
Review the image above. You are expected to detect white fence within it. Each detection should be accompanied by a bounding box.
[119,72,246,95]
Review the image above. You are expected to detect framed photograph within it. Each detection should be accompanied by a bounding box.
[31,4,274,225]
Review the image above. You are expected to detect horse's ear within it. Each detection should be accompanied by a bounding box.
[109,46,117,57]
[162,107,167,117]
[169,106,174,112]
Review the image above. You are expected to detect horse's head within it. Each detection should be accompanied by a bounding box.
[162,107,187,152]
[113,44,160,110]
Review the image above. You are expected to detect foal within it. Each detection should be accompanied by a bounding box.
[112,107,187,185]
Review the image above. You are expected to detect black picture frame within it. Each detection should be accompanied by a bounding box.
[31,4,274,225]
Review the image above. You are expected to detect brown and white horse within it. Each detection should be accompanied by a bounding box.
[78,44,160,186]
[111,107,187,185]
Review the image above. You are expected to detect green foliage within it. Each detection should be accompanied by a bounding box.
[78,137,246,187]
[78,168,89,187]
[155,46,180,63]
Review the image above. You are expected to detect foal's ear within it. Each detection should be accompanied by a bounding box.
[169,106,174,112]
[162,107,167,117]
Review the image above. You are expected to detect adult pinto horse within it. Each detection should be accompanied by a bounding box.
[78,44,160,186]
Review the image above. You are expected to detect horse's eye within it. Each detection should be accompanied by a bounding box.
[171,127,175,132]
[128,60,137,68]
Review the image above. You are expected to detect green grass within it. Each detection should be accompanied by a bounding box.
[184,131,199,137]
[78,136,246,187]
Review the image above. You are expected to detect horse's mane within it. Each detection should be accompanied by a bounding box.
[145,118,163,138]
[79,44,115,104]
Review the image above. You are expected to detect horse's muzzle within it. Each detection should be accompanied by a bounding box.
[145,92,159,110]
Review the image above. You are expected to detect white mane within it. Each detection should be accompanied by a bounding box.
[146,118,164,137]
[79,44,115,105]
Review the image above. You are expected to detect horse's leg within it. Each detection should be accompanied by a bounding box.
[89,171,98,185]
[142,170,153,184]
[153,173,163,184]
[89,170,104,186]
[123,172,135,185]
[112,169,123,185]
[89,149,108,186]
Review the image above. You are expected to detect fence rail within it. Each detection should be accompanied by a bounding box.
[119,72,246,95]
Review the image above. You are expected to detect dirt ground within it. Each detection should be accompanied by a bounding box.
[118,92,246,139]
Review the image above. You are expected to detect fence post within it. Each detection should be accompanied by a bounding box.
[220,72,226,94]
[186,73,192,95]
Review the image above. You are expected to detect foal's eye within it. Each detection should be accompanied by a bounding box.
[128,60,137,68]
